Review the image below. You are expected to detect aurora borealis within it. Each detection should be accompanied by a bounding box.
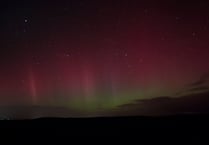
[1,0,209,116]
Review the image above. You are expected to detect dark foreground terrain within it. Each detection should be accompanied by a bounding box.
[1,115,209,138]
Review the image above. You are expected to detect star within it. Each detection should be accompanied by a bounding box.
[192,32,196,37]
[125,53,128,57]
[144,9,148,13]
[65,53,70,57]
[175,16,180,20]
[24,19,28,23]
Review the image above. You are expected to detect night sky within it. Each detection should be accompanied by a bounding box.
[1,0,209,114]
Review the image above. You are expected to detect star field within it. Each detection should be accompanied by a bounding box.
[0,0,209,112]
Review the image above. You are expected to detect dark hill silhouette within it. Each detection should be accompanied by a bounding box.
[106,73,209,116]
[109,90,209,116]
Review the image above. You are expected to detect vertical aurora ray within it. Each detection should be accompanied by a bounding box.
[0,0,209,115]
[28,70,37,105]
[81,66,95,98]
